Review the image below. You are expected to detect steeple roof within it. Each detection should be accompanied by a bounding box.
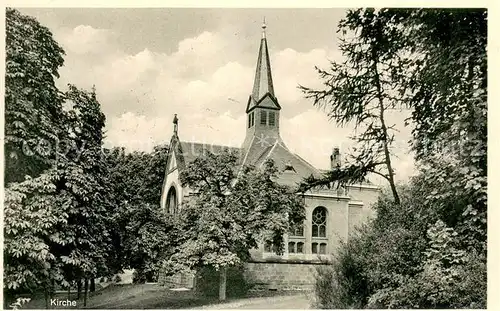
[247,19,279,112]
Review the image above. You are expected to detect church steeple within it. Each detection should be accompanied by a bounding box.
[250,18,276,105]
[242,19,283,154]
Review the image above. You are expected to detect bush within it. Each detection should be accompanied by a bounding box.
[195,265,249,298]
[313,180,487,309]
[113,275,122,283]
[132,269,147,284]
[367,221,486,309]
[314,231,370,309]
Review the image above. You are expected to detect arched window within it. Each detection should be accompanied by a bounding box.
[167,186,178,214]
[312,206,327,238]
[312,206,328,255]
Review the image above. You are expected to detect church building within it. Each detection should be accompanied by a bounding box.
[160,21,380,290]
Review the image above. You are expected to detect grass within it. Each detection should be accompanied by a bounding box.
[23,284,310,309]
[24,284,214,309]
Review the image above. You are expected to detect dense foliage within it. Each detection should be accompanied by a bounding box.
[163,151,305,300]
[299,9,409,203]
[104,145,172,283]
[4,82,112,307]
[311,8,487,309]
[315,180,486,309]
[5,8,66,184]
[4,9,172,307]
[4,6,488,309]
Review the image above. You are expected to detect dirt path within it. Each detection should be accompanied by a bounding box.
[196,294,312,309]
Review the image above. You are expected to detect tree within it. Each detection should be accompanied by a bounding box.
[51,85,112,306]
[402,9,487,252]
[119,203,177,283]
[311,8,487,309]
[299,8,410,204]
[164,151,305,301]
[104,145,172,282]
[4,83,113,308]
[314,173,486,309]
[4,171,69,308]
[5,8,66,184]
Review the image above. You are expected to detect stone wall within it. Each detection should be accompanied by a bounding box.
[244,261,327,290]
[158,271,195,289]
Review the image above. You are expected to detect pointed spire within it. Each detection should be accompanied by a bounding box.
[252,18,275,102]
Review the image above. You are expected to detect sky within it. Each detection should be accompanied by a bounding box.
[17,8,416,182]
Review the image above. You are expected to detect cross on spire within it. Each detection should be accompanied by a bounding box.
[262,17,267,38]
[173,114,178,135]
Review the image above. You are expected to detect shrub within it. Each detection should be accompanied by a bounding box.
[313,178,486,309]
[314,231,370,309]
[113,275,122,283]
[195,265,249,298]
[132,269,147,284]
[366,221,486,309]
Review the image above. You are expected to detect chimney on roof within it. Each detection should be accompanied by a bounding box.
[330,147,340,170]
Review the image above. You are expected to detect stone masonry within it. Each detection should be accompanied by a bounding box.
[244,262,327,291]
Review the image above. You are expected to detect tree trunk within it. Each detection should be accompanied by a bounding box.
[44,287,50,309]
[68,285,71,300]
[77,279,82,300]
[90,278,96,292]
[51,280,55,300]
[371,52,401,205]
[219,267,227,301]
[83,278,89,307]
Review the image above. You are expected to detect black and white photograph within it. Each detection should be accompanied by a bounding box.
[3,4,489,309]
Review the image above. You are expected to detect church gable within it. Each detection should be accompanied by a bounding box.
[255,93,281,110]
[246,93,281,113]
[167,148,178,171]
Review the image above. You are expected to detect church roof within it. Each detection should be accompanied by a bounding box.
[178,142,242,165]
[242,140,322,187]
[173,139,321,188]
[246,20,280,113]
[252,34,274,102]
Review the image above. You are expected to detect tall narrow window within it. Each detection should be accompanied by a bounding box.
[312,206,327,237]
[297,242,304,254]
[268,111,275,126]
[311,206,328,255]
[288,242,295,253]
[248,114,252,128]
[167,186,178,215]
[312,243,318,254]
[260,110,267,125]
[319,243,327,254]
[251,112,255,127]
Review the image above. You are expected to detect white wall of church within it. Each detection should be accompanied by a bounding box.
[160,150,183,211]
[304,195,350,254]
[346,185,380,208]
[346,186,380,237]
[251,188,379,262]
